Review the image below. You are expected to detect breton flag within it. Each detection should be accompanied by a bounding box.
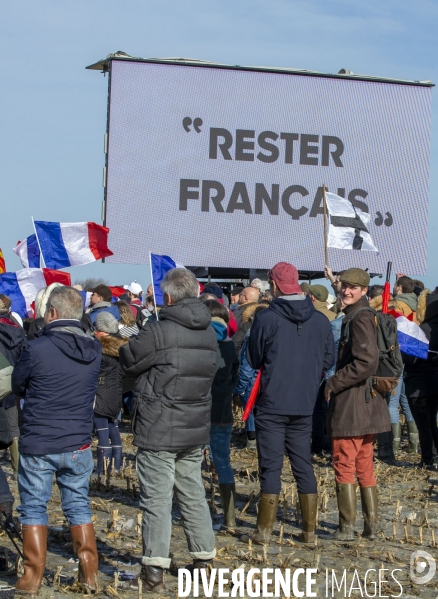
[13,235,41,268]
[0,250,5,274]
[34,221,113,269]
[396,315,429,359]
[0,268,71,319]
[150,253,186,306]
[325,192,379,252]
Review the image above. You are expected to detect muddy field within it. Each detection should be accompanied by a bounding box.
[0,416,437,599]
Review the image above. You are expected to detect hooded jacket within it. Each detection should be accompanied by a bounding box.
[403,290,438,398]
[87,301,121,324]
[120,298,218,451]
[210,318,239,425]
[12,320,102,455]
[247,295,335,415]
[0,316,26,409]
[94,334,129,419]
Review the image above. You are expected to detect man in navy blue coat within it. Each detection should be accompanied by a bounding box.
[12,286,102,596]
[247,262,335,545]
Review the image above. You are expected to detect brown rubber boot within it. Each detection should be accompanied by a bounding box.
[219,483,236,528]
[332,484,357,541]
[299,493,318,543]
[252,494,279,545]
[70,523,98,592]
[360,486,378,539]
[15,525,47,596]
[406,421,419,454]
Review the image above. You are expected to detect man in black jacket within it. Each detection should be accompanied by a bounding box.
[0,294,25,480]
[120,268,218,592]
[247,263,335,545]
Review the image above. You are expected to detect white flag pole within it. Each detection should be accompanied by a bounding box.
[31,216,46,268]
[148,251,159,321]
[322,185,329,268]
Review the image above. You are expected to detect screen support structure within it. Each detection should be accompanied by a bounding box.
[101,62,112,263]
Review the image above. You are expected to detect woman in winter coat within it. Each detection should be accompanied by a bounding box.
[403,289,438,470]
[234,303,269,449]
[204,300,239,527]
[116,301,140,338]
[93,312,128,474]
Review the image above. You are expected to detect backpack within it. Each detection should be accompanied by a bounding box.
[0,353,13,401]
[342,307,403,398]
[131,304,150,330]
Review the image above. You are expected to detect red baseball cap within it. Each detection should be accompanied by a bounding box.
[268,262,302,295]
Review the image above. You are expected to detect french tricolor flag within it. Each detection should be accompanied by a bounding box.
[34,221,113,269]
[150,253,185,306]
[13,234,41,268]
[396,316,429,359]
[0,268,71,318]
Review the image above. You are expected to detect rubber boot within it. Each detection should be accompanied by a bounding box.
[219,482,236,528]
[70,523,99,592]
[15,525,47,596]
[360,486,378,539]
[111,446,123,473]
[299,493,318,543]
[96,447,112,475]
[332,484,357,541]
[392,423,401,455]
[406,421,419,454]
[252,494,279,545]
[9,438,19,481]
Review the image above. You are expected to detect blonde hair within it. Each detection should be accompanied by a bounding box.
[117,301,136,326]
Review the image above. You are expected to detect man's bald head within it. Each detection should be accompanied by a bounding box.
[239,286,260,305]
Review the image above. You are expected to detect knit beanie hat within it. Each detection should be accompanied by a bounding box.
[95,312,119,334]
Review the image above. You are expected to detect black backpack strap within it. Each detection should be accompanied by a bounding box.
[342,306,376,346]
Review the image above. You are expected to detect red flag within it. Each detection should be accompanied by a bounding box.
[242,370,262,421]
[0,249,5,274]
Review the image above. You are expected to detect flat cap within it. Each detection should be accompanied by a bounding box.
[340,268,370,287]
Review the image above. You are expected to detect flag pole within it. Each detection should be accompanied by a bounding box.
[31,216,46,268]
[148,252,159,321]
[322,185,329,268]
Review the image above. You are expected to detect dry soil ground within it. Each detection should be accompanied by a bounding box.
[0,416,437,598]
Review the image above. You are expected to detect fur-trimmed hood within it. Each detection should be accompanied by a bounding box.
[97,334,128,357]
[241,302,270,323]
[416,289,438,325]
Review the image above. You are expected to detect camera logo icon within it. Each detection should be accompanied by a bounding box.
[410,550,436,585]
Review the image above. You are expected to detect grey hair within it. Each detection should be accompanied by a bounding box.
[251,278,265,293]
[46,286,84,320]
[160,268,199,303]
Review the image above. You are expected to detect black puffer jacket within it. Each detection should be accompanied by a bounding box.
[0,318,26,409]
[120,298,218,451]
[94,335,128,419]
[403,291,438,398]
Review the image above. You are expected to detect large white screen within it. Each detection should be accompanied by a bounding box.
[106,60,432,274]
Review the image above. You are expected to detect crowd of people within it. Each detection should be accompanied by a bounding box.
[0,262,437,594]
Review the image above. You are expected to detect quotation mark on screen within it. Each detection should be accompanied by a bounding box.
[375,211,393,227]
[183,117,203,132]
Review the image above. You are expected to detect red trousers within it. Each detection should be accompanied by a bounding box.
[332,435,376,487]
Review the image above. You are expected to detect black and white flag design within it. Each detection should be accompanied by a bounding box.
[325,192,379,252]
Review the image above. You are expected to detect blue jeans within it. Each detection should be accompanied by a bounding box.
[239,395,255,433]
[389,376,414,424]
[17,448,94,526]
[210,425,234,484]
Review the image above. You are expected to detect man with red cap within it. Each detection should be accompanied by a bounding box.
[246,262,335,545]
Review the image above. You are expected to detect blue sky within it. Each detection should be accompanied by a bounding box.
[1,0,437,290]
